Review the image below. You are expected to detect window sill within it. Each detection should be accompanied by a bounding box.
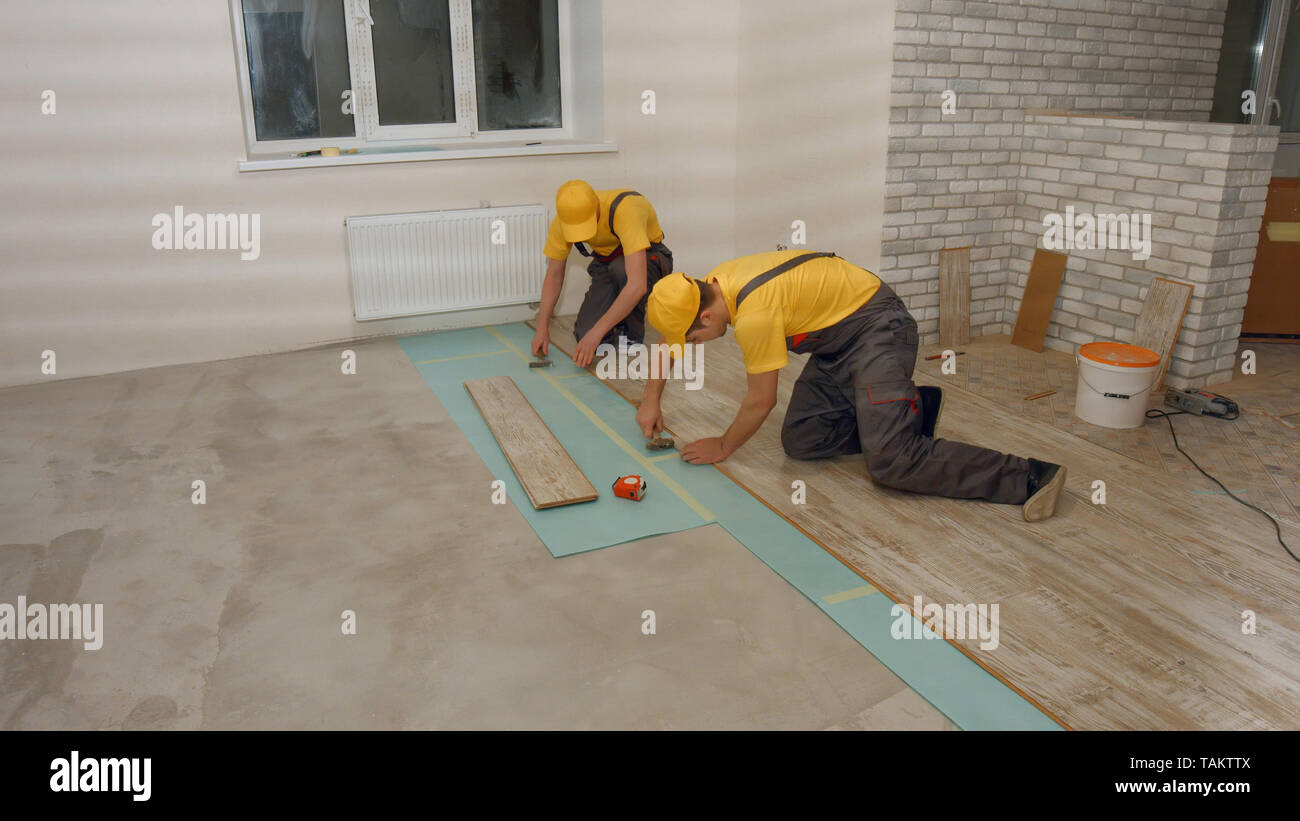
[238,140,618,172]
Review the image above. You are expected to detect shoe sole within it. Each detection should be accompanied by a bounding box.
[1023,464,1067,522]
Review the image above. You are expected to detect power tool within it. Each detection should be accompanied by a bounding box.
[1164,388,1239,420]
[613,475,647,501]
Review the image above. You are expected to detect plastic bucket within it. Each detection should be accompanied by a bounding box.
[1074,342,1161,429]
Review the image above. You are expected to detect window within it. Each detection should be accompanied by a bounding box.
[1210,0,1299,137]
[1273,1,1300,132]
[1210,0,1269,125]
[231,0,574,156]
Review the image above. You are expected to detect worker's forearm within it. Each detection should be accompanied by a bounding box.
[720,397,775,457]
[537,259,566,324]
[643,377,667,404]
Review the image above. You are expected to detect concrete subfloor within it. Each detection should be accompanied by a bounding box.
[0,337,956,730]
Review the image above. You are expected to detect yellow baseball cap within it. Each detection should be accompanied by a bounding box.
[555,180,598,242]
[647,273,702,349]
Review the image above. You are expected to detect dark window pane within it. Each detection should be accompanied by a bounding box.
[472,0,561,131]
[1210,0,1270,124]
[371,0,457,126]
[242,0,354,141]
[1275,6,1300,131]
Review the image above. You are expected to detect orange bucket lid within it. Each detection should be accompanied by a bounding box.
[1079,341,1161,368]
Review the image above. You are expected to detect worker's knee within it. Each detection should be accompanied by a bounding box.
[572,317,593,342]
[782,419,860,460]
[781,419,838,459]
[780,424,816,459]
[865,450,910,488]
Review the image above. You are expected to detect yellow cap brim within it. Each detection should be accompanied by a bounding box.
[646,273,700,353]
[561,216,597,243]
[662,331,686,350]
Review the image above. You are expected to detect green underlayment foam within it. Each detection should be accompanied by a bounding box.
[399,322,1060,731]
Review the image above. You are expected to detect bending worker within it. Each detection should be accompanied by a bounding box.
[531,180,674,368]
[639,249,1068,521]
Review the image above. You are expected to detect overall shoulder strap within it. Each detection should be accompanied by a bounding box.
[606,190,641,243]
[735,252,836,308]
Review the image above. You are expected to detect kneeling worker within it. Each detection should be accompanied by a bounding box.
[639,249,1067,521]
[531,180,674,368]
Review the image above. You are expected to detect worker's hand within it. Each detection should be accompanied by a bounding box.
[573,329,604,369]
[681,437,729,465]
[636,401,663,438]
[530,326,550,358]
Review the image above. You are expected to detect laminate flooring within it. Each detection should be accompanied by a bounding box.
[465,376,598,509]
[535,315,1300,729]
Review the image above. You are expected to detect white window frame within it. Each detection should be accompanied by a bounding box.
[228,0,576,157]
[1254,0,1297,140]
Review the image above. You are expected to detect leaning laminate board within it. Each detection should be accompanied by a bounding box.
[464,376,598,509]
[939,247,971,348]
[1133,277,1193,391]
[1011,249,1068,352]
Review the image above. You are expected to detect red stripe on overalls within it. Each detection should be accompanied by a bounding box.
[866,384,920,414]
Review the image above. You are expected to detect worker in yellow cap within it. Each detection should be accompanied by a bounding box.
[531,180,673,367]
[641,250,1068,521]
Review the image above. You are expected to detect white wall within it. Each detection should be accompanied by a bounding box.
[0,0,740,388]
[734,0,895,273]
[0,0,899,389]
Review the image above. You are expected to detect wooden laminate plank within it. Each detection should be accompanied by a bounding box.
[1133,277,1193,391]
[536,314,1300,729]
[938,247,971,348]
[464,375,598,509]
[1011,249,1068,352]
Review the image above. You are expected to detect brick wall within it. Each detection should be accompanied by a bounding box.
[884,0,1230,340]
[1011,114,1278,387]
[880,0,1283,387]
[894,0,1227,117]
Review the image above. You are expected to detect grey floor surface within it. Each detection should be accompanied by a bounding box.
[0,337,956,730]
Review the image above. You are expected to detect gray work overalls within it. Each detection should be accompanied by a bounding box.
[740,252,1031,505]
[572,191,673,346]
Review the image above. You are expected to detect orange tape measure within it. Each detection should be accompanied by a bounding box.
[613,475,647,501]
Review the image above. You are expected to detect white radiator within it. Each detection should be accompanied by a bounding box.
[345,205,548,321]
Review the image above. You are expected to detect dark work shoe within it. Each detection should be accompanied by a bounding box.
[1023,458,1067,522]
[918,386,943,438]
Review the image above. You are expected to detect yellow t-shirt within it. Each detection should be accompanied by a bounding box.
[542,189,665,260]
[710,251,882,374]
